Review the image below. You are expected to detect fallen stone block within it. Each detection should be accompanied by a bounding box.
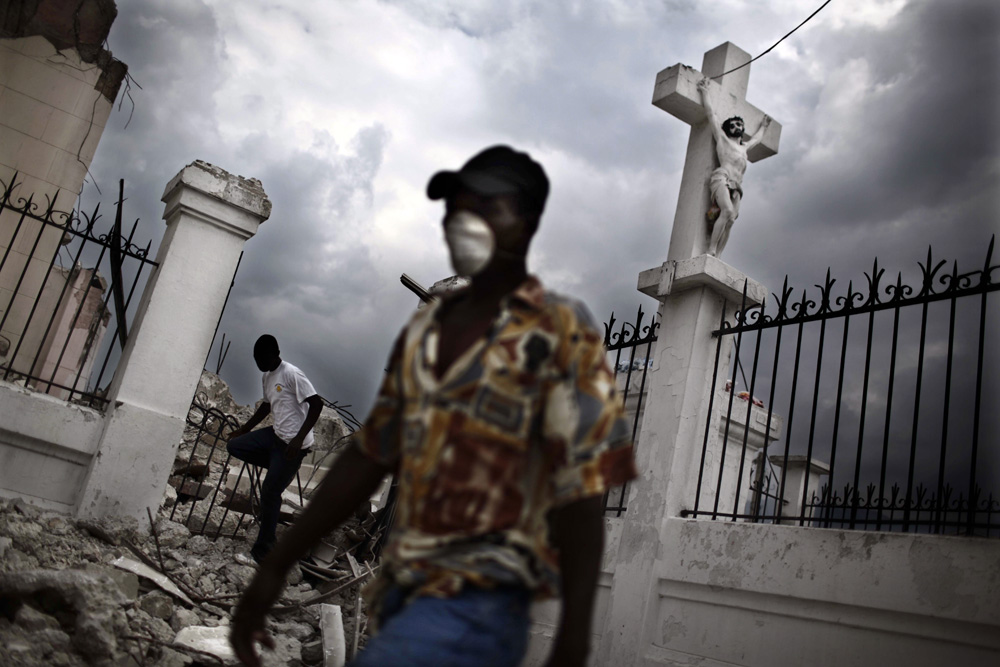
[320,603,346,667]
[140,590,175,619]
[170,606,202,633]
[13,603,61,631]
[154,519,193,548]
[177,480,213,501]
[82,563,140,600]
[0,568,127,662]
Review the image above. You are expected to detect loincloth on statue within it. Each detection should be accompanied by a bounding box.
[709,169,743,199]
[707,169,744,223]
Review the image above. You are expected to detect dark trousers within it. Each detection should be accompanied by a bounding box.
[226,427,306,556]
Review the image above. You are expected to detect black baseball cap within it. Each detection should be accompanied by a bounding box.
[426,145,549,215]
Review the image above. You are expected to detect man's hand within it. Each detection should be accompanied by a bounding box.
[697,77,710,93]
[230,564,285,666]
[284,435,304,461]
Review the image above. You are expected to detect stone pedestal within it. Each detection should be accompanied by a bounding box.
[697,387,784,519]
[75,162,270,526]
[595,255,766,665]
[769,455,830,526]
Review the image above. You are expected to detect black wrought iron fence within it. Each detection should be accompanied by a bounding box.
[0,174,157,408]
[168,392,363,540]
[602,305,658,516]
[686,238,999,537]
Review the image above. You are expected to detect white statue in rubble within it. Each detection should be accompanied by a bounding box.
[697,77,772,257]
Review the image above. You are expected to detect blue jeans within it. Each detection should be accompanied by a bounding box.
[226,427,306,557]
[348,585,532,667]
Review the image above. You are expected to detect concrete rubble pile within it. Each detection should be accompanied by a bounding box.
[0,498,377,666]
[0,373,387,666]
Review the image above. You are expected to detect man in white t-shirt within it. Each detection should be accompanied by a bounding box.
[227,335,323,564]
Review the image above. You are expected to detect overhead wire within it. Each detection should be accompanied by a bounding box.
[712,0,833,80]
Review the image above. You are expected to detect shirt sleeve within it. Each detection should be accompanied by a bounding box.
[290,366,318,403]
[543,304,637,507]
[353,330,406,468]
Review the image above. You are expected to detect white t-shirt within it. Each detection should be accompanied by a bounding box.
[262,360,318,449]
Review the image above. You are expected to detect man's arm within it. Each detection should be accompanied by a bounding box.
[228,402,271,439]
[545,496,605,667]
[283,395,324,460]
[745,114,772,150]
[231,445,391,666]
[697,78,726,144]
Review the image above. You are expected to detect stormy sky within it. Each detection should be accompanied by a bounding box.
[83,0,998,460]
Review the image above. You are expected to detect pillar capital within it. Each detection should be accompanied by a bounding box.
[638,254,767,307]
[161,160,271,239]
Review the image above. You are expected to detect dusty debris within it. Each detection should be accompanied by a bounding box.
[0,374,382,665]
[0,496,375,666]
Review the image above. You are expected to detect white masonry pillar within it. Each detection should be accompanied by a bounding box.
[595,256,765,665]
[770,455,830,526]
[76,161,270,526]
[595,41,783,665]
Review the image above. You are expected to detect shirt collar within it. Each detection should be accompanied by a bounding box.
[505,275,546,311]
[429,275,546,314]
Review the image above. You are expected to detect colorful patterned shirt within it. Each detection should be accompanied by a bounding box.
[354,276,637,606]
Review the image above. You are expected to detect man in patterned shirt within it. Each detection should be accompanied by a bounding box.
[232,146,637,667]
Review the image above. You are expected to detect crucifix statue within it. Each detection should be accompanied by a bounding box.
[652,42,781,261]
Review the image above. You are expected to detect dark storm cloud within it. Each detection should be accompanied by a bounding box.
[205,124,399,409]
[774,0,997,231]
[726,0,999,316]
[85,0,997,425]
[81,0,228,258]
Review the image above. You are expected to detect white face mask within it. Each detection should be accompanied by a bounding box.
[444,210,495,276]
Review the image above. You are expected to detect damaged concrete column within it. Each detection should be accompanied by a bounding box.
[76,161,270,526]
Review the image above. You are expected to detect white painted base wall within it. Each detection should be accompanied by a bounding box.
[523,518,1000,666]
[0,380,103,512]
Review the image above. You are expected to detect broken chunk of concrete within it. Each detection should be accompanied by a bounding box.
[172,625,235,662]
[140,590,175,619]
[0,569,127,662]
[153,519,192,548]
[13,604,61,631]
[320,603,346,667]
[82,563,140,600]
[170,606,201,633]
[111,556,194,606]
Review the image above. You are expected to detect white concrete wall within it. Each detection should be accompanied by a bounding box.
[523,516,1000,667]
[0,379,104,513]
[1,35,115,379]
[643,520,1000,667]
[0,35,111,199]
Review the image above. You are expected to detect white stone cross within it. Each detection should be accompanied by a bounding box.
[652,42,781,262]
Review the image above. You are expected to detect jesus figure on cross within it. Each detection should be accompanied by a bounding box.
[697,76,772,257]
